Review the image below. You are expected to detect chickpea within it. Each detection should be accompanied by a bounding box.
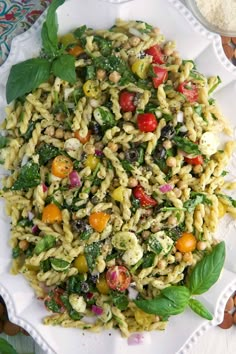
[175,252,183,262]
[128,177,138,188]
[197,241,207,251]
[119,152,125,160]
[166,156,177,167]
[109,71,121,83]
[129,36,141,47]
[83,143,95,155]
[55,128,64,139]
[107,142,118,152]
[183,252,193,264]
[142,230,151,239]
[157,259,167,270]
[64,131,73,140]
[55,113,65,121]
[167,215,177,226]
[163,140,172,150]
[173,187,182,198]
[96,69,106,81]
[44,126,55,137]
[91,186,98,194]
[177,180,188,190]
[18,240,29,251]
[151,225,160,233]
[123,112,133,121]
[193,165,203,174]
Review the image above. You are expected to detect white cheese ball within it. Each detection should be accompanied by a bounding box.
[69,294,86,313]
[122,244,143,266]
[112,231,138,250]
[199,132,219,156]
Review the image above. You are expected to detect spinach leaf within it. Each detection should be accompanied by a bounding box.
[147,235,163,255]
[194,105,203,117]
[208,76,222,95]
[121,159,133,172]
[134,286,190,316]
[12,161,41,190]
[137,147,145,165]
[45,297,61,313]
[80,228,93,240]
[67,275,83,294]
[173,136,201,155]
[112,292,129,311]
[187,242,225,295]
[40,258,52,272]
[73,25,87,45]
[188,298,213,320]
[12,246,21,259]
[93,35,112,56]
[84,242,100,271]
[44,0,65,49]
[86,65,96,80]
[23,121,37,141]
[0,338,17,354]
[142,252,155,268]
[94,107,116,130]
[34,235,57,255]
[60,295,83,320]
[52,54,76,83]
[17,217,33,227]
[6,58,51,103]
[51,258,70,272]
[0,135,8,149]
[37,144,59,165]
[183,193,212,213]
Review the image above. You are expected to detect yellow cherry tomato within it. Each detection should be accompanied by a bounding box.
[131,58,151,79]
[42,203,62,224]
[83,80,100,98]
[111,186,126,203]
[60,33,77,47]
[218,201,227,218]
[175,232,197,253]
[84,155,99,170]
[89,212,110,232]
[51,155,73,178]
[96,274,110,294]
[74,254,89,273]
[68,45,84,57]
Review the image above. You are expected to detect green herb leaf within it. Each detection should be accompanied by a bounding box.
[80,228,93,240]
[37,143,59,165]
[12,161,41,190]
[94,106,116,130]
[142,252,155,268]
[147,235,163,254]
[183,193,212,213]
[0,135,8,149]
[12,246,21,259]
[41,22,58,55]
[40,258,52,272]
[208,76,222,95]
[44,0,65,48]
[112,292,129,311]
[45,296,62,313]
[0,338,17,354]
[121,159,133,172]
[84,242,100,271]
[34,235,57,255]
[187,242,226,295]
[6,58,51,103]
[23,121,37,141]
[60,295,83,320]
[188,298,213,320]
[173,136,201,155]
[52,54,76,83]
[51,258,70,272]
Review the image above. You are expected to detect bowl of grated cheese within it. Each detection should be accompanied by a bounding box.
[185,0,236,37]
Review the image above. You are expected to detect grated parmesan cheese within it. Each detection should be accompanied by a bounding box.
[196,0,236,31]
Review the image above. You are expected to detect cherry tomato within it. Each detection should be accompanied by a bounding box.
[133,185,157,207]
[106,265,131,292]
[145,45,165,64]
[152,66,168,88]
[137,113,158,132]
[175,232,197,253]
[74,130,91,144]
[177,81,198,103]
[44,288,65,313]
[51,155,73,178]
[42,203,62,223]
[89,212,110,232]
[185,155,204,165]
[119,91,136,112]
[68,45,84,57]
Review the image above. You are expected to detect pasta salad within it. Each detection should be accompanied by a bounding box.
[0,0,236,338]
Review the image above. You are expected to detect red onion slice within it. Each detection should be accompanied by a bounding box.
[95,149,103,156]
[159,184,173,193]
[128,333,145,345]
[69,170,81,188]
[91,305,103,316]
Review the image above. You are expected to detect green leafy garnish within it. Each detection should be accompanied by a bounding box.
[51,258,70,272]
[0,135,8,149]
[112,291,129,311]
[188,298,213,320]
[208,76,222,95]
[183,193,212,213]
[173,136,201,155]
[84,242,100,271]
[121,159,133,172]
[34,235,57,255]
[12,161,41,190]
[0,338,18,354]
[37,144,59,165]
[51,54,76,83]
[60,295,83,320]
[147,235,163,254]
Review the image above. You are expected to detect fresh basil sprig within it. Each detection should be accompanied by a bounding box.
[173,136,201,155]
[0,338,17,354]
[6,0,76,103]
[135,242,225,321]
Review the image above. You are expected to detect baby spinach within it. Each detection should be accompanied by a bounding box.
[23,121,37,141]
[84,242,101,272]
[121,159,133,172]
[40,258,52,272]
[93,35,112,56]
[60,295,83,320]
[141,252,155,268]
[37,143,59,165]
[147,235,163,255]
[45,296,62,313]
[183,193,212,213]
[12,161,41,190]
[112,291,129,311]
[0,338,17,354]
[12,246,21,259]
[188,298,213,320]
[34,235,57,255]
[173,136,201,155]
[187,241,225,295]
[0,135,8,148]
[51,258,70,272]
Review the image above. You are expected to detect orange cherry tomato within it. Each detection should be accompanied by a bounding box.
[68,45,84,57]
[51,155,73,178]
[106,265,131,292]
[42,203,62,223]
[89,212,110,232]
[74,130,91,144]
[175,232,197,253]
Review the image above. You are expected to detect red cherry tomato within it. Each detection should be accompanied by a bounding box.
[177,81,198,103]
[152,66,168,88]
[133,185,157,207]
[44,288,65,313]
[145,45,165,64]
[185,155,204,165]
[119,91,136,112]
[106,265,131,292]
[137,113,158,132]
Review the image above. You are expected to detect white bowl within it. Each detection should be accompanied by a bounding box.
[0,1,236,354]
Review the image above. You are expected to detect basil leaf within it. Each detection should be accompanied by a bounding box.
[121,160,133,172]
[84,242,100,271]
[45,297,61,313]
[51,258,70,272]
[12,246,21,259]
[45,0,65,48]
[6,58,51,103]
[52,54,76,83]
[0,135,8,149]
[0,338,17,354]
[12,161,41,190]
[60,295,83,320]
[142,252,155,268]
[134,286,189,316]
[41,22,58,55]
[183,193,212,213]
[188,298,213,320]
[23,121,37,141]
[34,235,57,255]
[112,292,129,311]
[187,242,226,295]
[173,136,201,155]
[37,143,59,165]
[40,258,52,272]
